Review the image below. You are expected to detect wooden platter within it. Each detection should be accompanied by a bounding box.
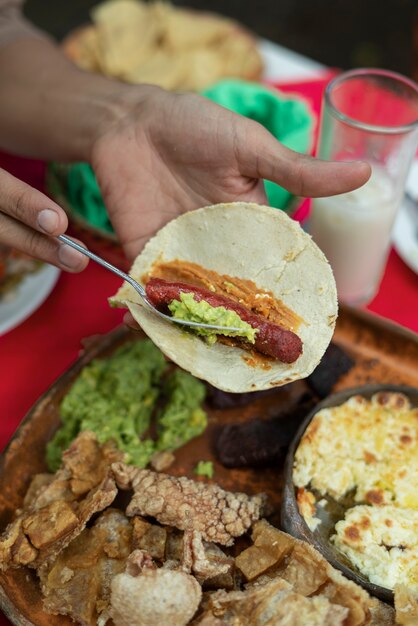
[0,306,417,625]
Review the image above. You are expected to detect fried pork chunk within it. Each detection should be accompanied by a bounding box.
[234,520,395,626]
[394,585,418,625]
[0,432,122,571]
[112,462,268,546]
[110,549,202,626]
[182,529,234,586]
[38,509,132,626]
[196,578,349,626]
[132,519,234,586]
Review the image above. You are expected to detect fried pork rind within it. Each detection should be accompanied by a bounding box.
[394,585,418,625]
[38,509,132,626]
[235,520,395,626]
[112,462,268,546]
[132,517,167,561]
[0,432,121,571]
[182,529,234,586]
[110,553,202,626]
[197,578,349,626]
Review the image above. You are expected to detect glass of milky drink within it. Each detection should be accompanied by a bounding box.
[310,69,418,306]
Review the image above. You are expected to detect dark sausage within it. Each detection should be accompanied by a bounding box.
[145,278,303,363]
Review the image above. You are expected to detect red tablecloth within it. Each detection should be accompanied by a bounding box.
[0,74,417,626]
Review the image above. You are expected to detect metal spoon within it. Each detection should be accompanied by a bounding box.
[58,234,243,333]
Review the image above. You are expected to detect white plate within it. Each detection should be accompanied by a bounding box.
[393,199,418,274]
[0,264,60,336]
[393,159,418,275]
[259,39,325,82]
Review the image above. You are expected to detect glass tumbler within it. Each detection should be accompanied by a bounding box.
[309,69,418,306]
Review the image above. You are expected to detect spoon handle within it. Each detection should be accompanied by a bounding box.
[57,234,146,297]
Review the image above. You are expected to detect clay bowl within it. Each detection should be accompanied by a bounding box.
[281,383,418,604]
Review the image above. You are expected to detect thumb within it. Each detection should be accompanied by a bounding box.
[237,120,371,197]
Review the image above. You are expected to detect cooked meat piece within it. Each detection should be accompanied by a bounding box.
[306,342,355,398]
[198,578,348,625]
[150,450,176,472]
[132,517,167,561]
[368,597,396,626]
[124,549,156,577]
[236,520,392,626]
[164,528,184,564]
[197,541,236,590]
[146,278,303,363]
[39,509,132,626]
[192,616,224,626]
[215,394,315,468]
[112,462,268,546]
[394,585,418,626]
[31,433,122,512]
[0,518,37,567]
[22,473,55,508]
[110,561,202,626]
[277,543,328,595]
[23,499,79,550]
[0,432,121,570]
[182,529,231,584]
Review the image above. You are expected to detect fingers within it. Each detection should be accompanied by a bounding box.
[237,120,371,197]
[0,169,88,271]
[0,212,88,271]
[123,312,140,330]
[0,167,68,235]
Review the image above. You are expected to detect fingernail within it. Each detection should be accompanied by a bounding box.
[58,244,84,269]
[38,209,59,234]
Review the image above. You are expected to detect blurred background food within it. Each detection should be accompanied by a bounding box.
[0,246,43,301]
[27,0,418,257]
[62,0,263,90]
[25,0,418,80]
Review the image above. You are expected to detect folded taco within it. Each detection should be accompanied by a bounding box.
[110,203,337,392]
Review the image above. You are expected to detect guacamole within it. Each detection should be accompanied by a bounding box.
[194,460,214,479]
[46,340,207,471]
[168,292,257,345]
[157,369,207,451]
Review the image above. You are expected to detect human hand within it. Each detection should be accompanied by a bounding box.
[91,86,371,261]
[0,168,88,271]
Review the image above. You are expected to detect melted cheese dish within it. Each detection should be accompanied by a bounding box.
[293,392,418,509]
[333,505,418,590]
[293,392,418,590]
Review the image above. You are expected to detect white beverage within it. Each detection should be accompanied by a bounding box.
[309,167,400,305]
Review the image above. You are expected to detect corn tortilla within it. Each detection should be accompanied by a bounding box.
[110,203,338,392]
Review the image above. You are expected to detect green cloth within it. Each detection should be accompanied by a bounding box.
[55,79,313,235]
[67,163,114,234]
[202,80,313,210]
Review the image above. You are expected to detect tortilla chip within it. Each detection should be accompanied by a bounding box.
[110,203,338,392]
[124,49,189,90]
[179,48,225,92]
[218,34,264,80]
[63,0,263,90]
[162,7,233,50]
[64,25,102,72]
[91,0,162,76]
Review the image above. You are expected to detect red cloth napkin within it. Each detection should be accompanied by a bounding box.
[0,75,417,626]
